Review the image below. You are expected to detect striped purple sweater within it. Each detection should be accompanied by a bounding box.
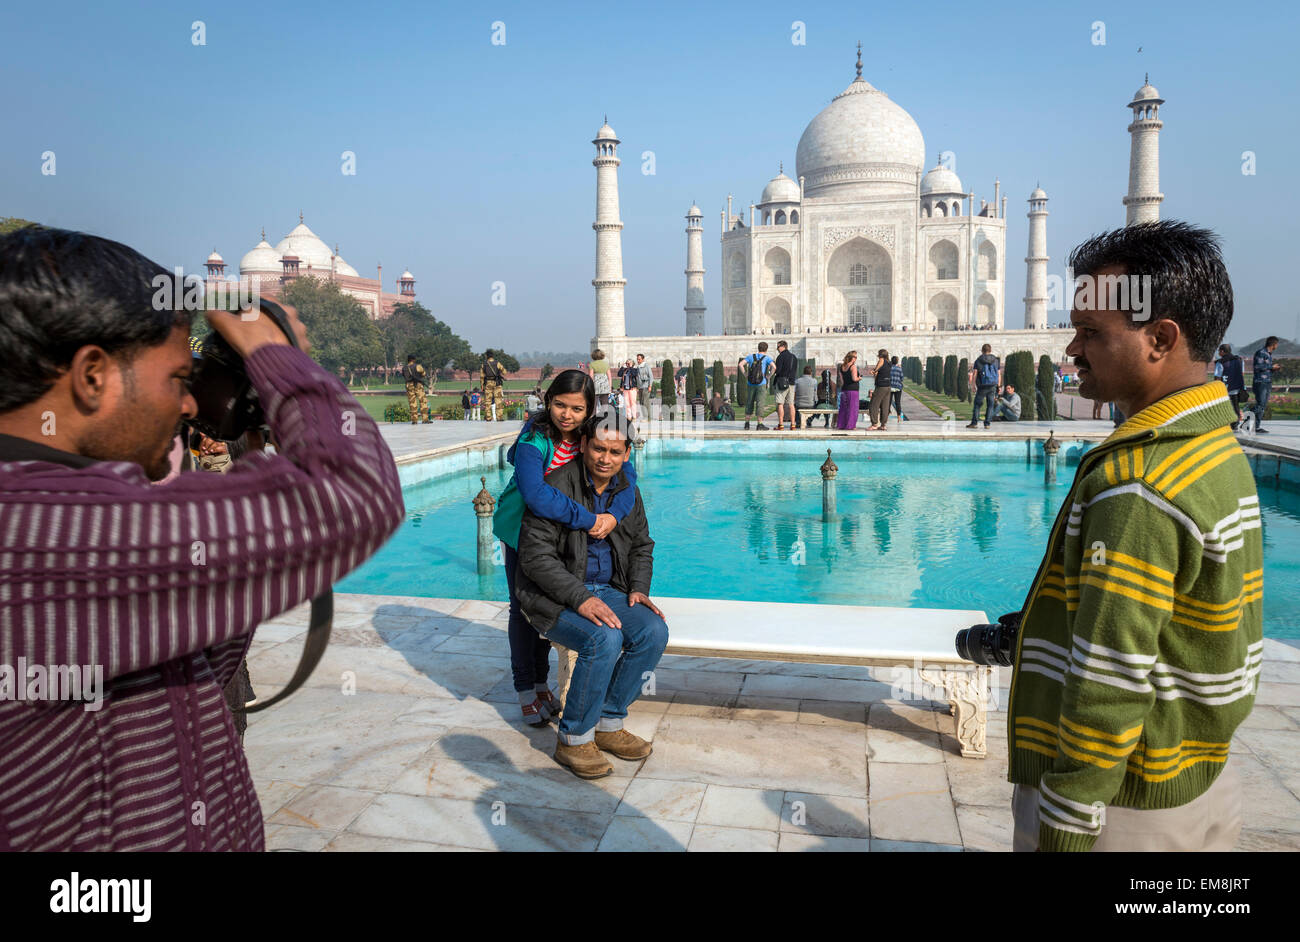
[0,345,404,851]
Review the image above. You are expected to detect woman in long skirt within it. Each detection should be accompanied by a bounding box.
[836,351,861,429]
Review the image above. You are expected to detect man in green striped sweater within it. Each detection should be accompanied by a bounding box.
[1009,221,1261,852]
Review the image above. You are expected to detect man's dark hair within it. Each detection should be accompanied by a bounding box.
[637,352,645,359]
[890,356,898,365]
[407,355,415,362]
[803,365,813,374]
[1266,336,1280,348]
[757,342,768,352]
[580,411,634,449]
[981,343,992,354]
[1067,220,1232,362]
[777,341,787,350]
[0,227,190,412]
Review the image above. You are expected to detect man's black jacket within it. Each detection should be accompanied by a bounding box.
[515,457,654,634]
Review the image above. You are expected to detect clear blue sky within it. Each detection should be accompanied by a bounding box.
[3,0,1296,352]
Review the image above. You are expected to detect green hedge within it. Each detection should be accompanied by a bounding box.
[660,358,676,405]
[957,357,969,402]
[943,355,958,397]
[1038,354,1056,421]
[1006,350,1036,421]
[712,360,725,398]
[690,358,706,399]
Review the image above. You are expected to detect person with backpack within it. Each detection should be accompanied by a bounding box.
[493,371,641,727]
[739,342,775,430]
[481,350,507,422]
[967,344,1002,429]
[402,355,430,425]
[771,340,800,430]
[888,356,908,423]
[1215,344,1246,430]
[469,387,482,421]
[866,348,892,430]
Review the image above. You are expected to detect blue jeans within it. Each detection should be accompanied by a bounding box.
[503,543,551,692]
[542,584,669,744]
[1253,382,1271,426]
[971,385,996,424]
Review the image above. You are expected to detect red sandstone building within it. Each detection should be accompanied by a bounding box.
[204,214,416,319]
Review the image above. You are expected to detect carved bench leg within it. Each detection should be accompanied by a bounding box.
[919,665,991,758]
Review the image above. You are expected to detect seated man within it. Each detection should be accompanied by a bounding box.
[991,383,1022,421]
[515,414,669,779]
[708,391,734,421]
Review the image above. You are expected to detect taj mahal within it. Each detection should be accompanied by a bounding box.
[590,49,1166,367]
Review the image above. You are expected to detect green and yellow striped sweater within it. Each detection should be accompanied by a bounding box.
[1007,383,1263,852]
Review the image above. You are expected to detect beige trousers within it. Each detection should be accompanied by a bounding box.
[553,643,579,710]
[1012,761,1242,852]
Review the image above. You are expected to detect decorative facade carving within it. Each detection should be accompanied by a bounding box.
[823,225,896,251]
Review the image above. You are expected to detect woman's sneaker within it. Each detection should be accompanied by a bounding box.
[536,690,563,720]
[521,699,549,727]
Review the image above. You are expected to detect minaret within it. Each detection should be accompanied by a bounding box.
[592,118,627,339]
[1024,185,1049,330]
[1123,75,1165,226]
[684,203,706,335]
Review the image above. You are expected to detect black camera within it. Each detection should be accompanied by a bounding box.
[955,611,1022,667]
[187,298,298,442]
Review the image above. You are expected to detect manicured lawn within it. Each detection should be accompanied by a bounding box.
[903,381,968,419]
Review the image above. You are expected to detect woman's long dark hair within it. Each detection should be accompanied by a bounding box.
[530,368,595,442]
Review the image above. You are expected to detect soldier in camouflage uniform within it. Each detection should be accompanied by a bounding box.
[403,355,430,424]
[480,350,506,422]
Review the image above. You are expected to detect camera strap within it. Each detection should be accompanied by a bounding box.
[235,593,333,713]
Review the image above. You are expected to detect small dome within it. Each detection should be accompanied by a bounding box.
[400,269,414,280]
[332,254,359,278]
[1130,76,1163,104]
[760,171,801,204]
[239,235,280,274]
[1029,185,1047,200]
[921,163,963,196]
[687,203,702,216]
[595,122,618,141]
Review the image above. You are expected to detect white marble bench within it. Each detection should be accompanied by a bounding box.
[654,597,995,758]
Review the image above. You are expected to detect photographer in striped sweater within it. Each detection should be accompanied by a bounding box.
[1009,221,1262,852]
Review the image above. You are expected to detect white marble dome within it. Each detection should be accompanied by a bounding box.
[921,164,963,196]
[760,171,801,204]
[1030,185,1047,200]
[1132,81,1161,102]
[239,236,280,274]
[687,203,702,216]
[332,253,359,278]
[400,269,414,280]
[595,122,618,141]
[275,221,335,270]
[206,249,224,264]
[796,76,926,196]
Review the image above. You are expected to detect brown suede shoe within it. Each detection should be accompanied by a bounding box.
[554,740,613,779]
[593,728,653,760]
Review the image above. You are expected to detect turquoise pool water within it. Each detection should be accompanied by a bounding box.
[337,451,1300,641]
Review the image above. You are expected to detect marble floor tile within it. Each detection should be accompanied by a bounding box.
[348,793,607,851]
[798,700,867,728]
[641,714,867,797]
[264,824,338,852]
[268,784,379,832]
[616,778,708,822]
[741,674,890,703]
[867,727,943,764]
[597,815,692,852]
[778,832,869,852]
[696,785,785,830]
[688,824,779,852]
[870,838,963,852]
[868,762,961,845]
[323,833,483,852]
[954,803,1013,852]
[388,753,627,815]
[781,792,870,838]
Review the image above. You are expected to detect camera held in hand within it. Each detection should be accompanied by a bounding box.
[955,611,1022,667]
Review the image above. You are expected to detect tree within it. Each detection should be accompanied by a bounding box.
[712,360,725,398]
[0,217,39,235]
[381,300,474,387]
[277,277,383,385]
[659,358,676,406]
[690,358,707,399]
[541,363,554,383]
[943,355,958,397]
[1038,354,1056,421]
[1006,350,1036,421]
[957,357,969,402]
